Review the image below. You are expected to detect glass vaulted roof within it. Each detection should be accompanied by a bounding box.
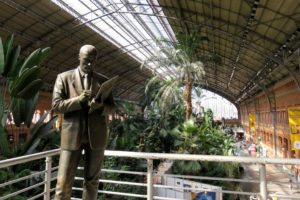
[51,0,176,76]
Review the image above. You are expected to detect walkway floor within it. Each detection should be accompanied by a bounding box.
[239,148,300,200]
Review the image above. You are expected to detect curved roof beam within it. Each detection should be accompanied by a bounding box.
[159,2,281,46]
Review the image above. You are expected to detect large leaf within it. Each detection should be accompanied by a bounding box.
[2,35,15,76]
[11,98,25,127]
[19,48,41,75]
[37,47,50,65]
[3,34,14,61]
[10,66,40,96]
[0,125,11,158]
[30,110,52,138]
[17,79,43,99]
[7,57,24,80]
[24,93,39,128]
[0,95,3,122]
[21,114,58,155]
[3,45,21,77]
[0,37,5,74]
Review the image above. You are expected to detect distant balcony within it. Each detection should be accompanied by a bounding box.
[0,149,300,200]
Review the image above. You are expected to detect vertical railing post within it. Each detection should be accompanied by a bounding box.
[259,164,267,200]
[44,156,52,200]
[147,159,153,200]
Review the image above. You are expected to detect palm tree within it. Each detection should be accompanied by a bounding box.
[141,28,220,119]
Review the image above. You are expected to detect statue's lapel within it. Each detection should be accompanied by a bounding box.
[91,73,101,98]
[72,68,84,95]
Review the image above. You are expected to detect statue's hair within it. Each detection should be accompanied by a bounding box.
[79,44,97,57]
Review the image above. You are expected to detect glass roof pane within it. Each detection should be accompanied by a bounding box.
[51,0,175,74]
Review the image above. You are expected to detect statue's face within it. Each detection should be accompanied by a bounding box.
[79,48,97,74]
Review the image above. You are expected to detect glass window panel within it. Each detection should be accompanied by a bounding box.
[52,0,175,76]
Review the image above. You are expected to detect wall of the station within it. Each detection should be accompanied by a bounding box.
[240,77,300,160]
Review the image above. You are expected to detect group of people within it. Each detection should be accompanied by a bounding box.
[247,143,267,157]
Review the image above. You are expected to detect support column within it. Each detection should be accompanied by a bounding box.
[255,98,261,141]
[44,156,52,200]
[147,159,153,200]
[259,164,267,200]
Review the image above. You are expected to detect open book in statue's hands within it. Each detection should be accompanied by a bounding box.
[89,75,119,114]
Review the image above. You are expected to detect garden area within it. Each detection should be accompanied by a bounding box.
[0,29,242,199]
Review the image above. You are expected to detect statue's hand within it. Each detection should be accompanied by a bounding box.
[89,98,103,114]
[78,90,91,103]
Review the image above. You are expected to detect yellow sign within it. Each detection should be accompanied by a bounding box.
[248,112,256,141]
[288,108,300,150]
[249,112,256,131]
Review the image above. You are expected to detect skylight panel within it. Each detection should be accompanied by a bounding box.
[52,0,175,76]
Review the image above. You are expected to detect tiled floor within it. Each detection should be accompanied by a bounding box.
[239,148,300,200]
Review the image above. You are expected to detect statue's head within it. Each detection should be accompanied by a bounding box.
[79,44,98,74]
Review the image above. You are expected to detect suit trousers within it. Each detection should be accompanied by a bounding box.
[54,142,105,200]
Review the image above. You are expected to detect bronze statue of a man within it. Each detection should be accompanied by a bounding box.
[52,44,115,200]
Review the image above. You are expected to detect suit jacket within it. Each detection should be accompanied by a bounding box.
[52,68,115,150]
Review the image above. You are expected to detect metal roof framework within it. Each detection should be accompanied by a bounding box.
[0,0,300,104]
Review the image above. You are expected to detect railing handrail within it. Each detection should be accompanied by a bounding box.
[1,148,300,170]
[0,149,60,169]
[0,148,299,200]
[105,150,300,165]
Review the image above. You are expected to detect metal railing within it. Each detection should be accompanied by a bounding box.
[0,149,300,200]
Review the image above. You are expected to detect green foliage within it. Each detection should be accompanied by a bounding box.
[0,167,43,200]
[175,28,209,62]
[0,95,10,158]
[0,37,4,73]
[0,33,51,161]
[16,111,59,156]
[10,65,41,97]
[0,34,50,128]
[169,115,239,195]
[0,125,11,158]
[11,93,39,127]
[141,28,211,119]
[107,103,240,196]
[100,157,146,200]
[109,101,184,153]
[0,34,56,199]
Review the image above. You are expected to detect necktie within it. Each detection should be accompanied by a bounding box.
[84,74,90,90]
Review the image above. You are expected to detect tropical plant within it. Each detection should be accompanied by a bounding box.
[0,34,50,158]
[170,111,240,199]
[15,111,59,156]
[0,34,56,199]
[0,112,60,199]
[141,28,221,119]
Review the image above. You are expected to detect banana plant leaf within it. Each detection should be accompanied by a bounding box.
[0,125,11,158]
[7,57,24,80]
[24,93,39,128]
[19,48,41,75]
[17,112,58,156]
[3,45,21,77]
[17,79,43,99]
[0,95,3,122]
[30,110,53,139]
[2,34,14,76]
[10,66,40,97]
[0,37,5,74]
[11,98,26,127]
[11,94,40,128]
[37,47,51,65]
